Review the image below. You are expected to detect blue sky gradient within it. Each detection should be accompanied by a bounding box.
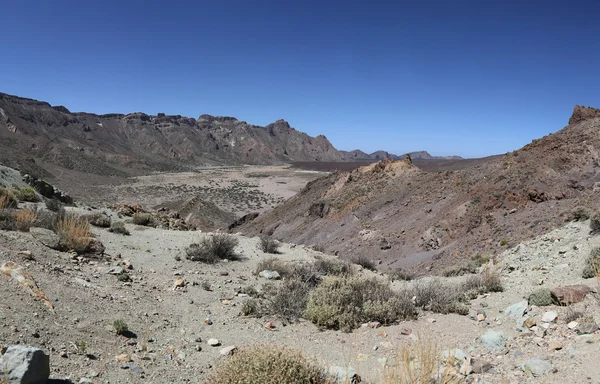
[1,1,599,157]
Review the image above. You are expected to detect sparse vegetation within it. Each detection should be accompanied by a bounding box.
[240,299,260,317]
[45,198,63,212]
[86,212,111,228]
[185,234,239,263]
[73,340,87,355]
[591,213,600,233]
[263,278,314,323]
[132,212,157,227]
[15,187,38,202]
[207,345,336,384]
[583,247,600,278]
[13,208,37,232]
[55,214,92,252]
[313,258,354,277]
[113,319,129,335]
[259,236,280,254]
[564,307,586,323]
[201,281,212,291]
[305,276,416,332]
[117,270,132,282]
[351,254,376,271]
[390,268,415,281]
[0,209,16,230]
[108,221,130,235]
[528,288,554,306]
[0,188,17,208]
[442,262,477,277]
[571,206,590,221]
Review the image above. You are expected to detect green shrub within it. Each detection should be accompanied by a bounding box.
[443,262,477,277]
[185,234,239,263]
[528,288,554,306]
[351,255,376,271]
[113,319,129,335]
[132,212,157,227]
[313,258,353,277]
[207,345,336,384]
[117,271,132,282]
[108,221,130,235]
[305,276,416,332]
[259,236,280,254]
[15,187,38,202]
[86,213,111,228]
[583,247,600,278]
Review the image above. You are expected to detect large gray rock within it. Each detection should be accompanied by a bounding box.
[0,345,50,384]
[258,270,281,280]
[521,358,553,377]
[30,227,60,250]
[503,300,528,318]
[481,330,509,350]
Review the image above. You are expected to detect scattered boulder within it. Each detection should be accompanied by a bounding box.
[550,285,590,305]
[541,311,558,323]
[481,330,509,350]
[503,300,528,318]
[576,322,599,335]
[30,227,61,250]
[0,345,50,384]
[521,358,553,377]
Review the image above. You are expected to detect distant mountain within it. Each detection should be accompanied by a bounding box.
[340,149,462,161]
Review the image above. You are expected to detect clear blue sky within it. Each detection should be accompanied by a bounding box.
[1,1,599,158]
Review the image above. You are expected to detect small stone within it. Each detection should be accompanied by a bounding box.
[79,379,93,384]
[368,321,381,328]
[219,271,229,276]
[400,327,411,335]
[264,321,275,329]
[427,318,436,324]
[258,270,281,280]
[207,338,221,347]
[568,321,579,329]
[115,354,132,363]
[59,351,68,358]
[541,311,558,323]
[481,330,509,350]
[471,359,493,373]
[220,345,236,356]
[477,313,486,322]
[174,279,185,288]
[204,318,213,325]
[221,299,232,305]
[504,300,528,318]
[548,341,563,351]
[523,317,536,328]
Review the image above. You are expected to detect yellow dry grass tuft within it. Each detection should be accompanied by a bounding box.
[55,214,92,252]
[13,208,37,232]
[0,195,13,209]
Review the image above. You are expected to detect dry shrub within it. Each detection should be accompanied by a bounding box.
[571,206,590,221]
[108,221,130,235]
[45,199,63,212]
[13,209,37,232]
[313,258,354,277]
[351,254,376,271]
[591,214,600,234]
[412,279,468,315]
[259,236,280,254]
[390,268,415,281]
[207,345,336,384]
[263,278,313,323]
[305,276,416,332]
[583,247,600,278]
[86,212,111,228]
[0,209,16,230]
[255,257,289,276]
[132,212,157,227]
[0,189,17,209]
[377,336,455,384]
[185,234,239,263]
[564,306,586,323]
[55,214,92,252]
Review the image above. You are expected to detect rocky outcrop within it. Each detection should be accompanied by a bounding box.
[568,105,600,125]
[0,345,50,384]
[550,285,590,305]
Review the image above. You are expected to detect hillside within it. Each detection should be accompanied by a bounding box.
[0,93,347,178]
[239,106,600,274]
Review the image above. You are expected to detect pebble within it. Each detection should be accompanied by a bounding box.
[220,345,236,356]
[207,338,221,346]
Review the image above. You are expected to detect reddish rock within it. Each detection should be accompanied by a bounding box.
[550,285,590,305]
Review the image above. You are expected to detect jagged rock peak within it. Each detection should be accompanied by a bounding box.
[198,114,238,122]
[569,105,600,125]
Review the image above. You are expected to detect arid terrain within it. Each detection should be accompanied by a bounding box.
[2,94,600,384]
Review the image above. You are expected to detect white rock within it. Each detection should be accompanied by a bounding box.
[220,345,236,356]
[0,345,50,384]
[207,338,221,346]
[568,321,579,329]
[541,311,558,323]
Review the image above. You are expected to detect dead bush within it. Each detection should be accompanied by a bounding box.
[45,199,63,212]
[255,257,289,276]
[0,188,17,209]
[14,208,37,232]
[185,234,239,263]
[351,254,376,271]
[313,258,354,277]
[443,262,477,277]
[583,247,600,278]
[263,278,313,323]
[305,276,416,332]
[259,236,280,254]
[390,268,415,281]
[207,345,336,384]
[55,214,92,253]
[571,206,590,221]
[591,213,600,234]
[412,279,468,315]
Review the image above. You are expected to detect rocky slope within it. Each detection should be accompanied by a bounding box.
[339,149,462,161]
[239,106,600,274]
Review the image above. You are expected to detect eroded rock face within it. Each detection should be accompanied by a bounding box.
[569,105,600,125]
[550,285,590,305]
[0,345,50,384]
